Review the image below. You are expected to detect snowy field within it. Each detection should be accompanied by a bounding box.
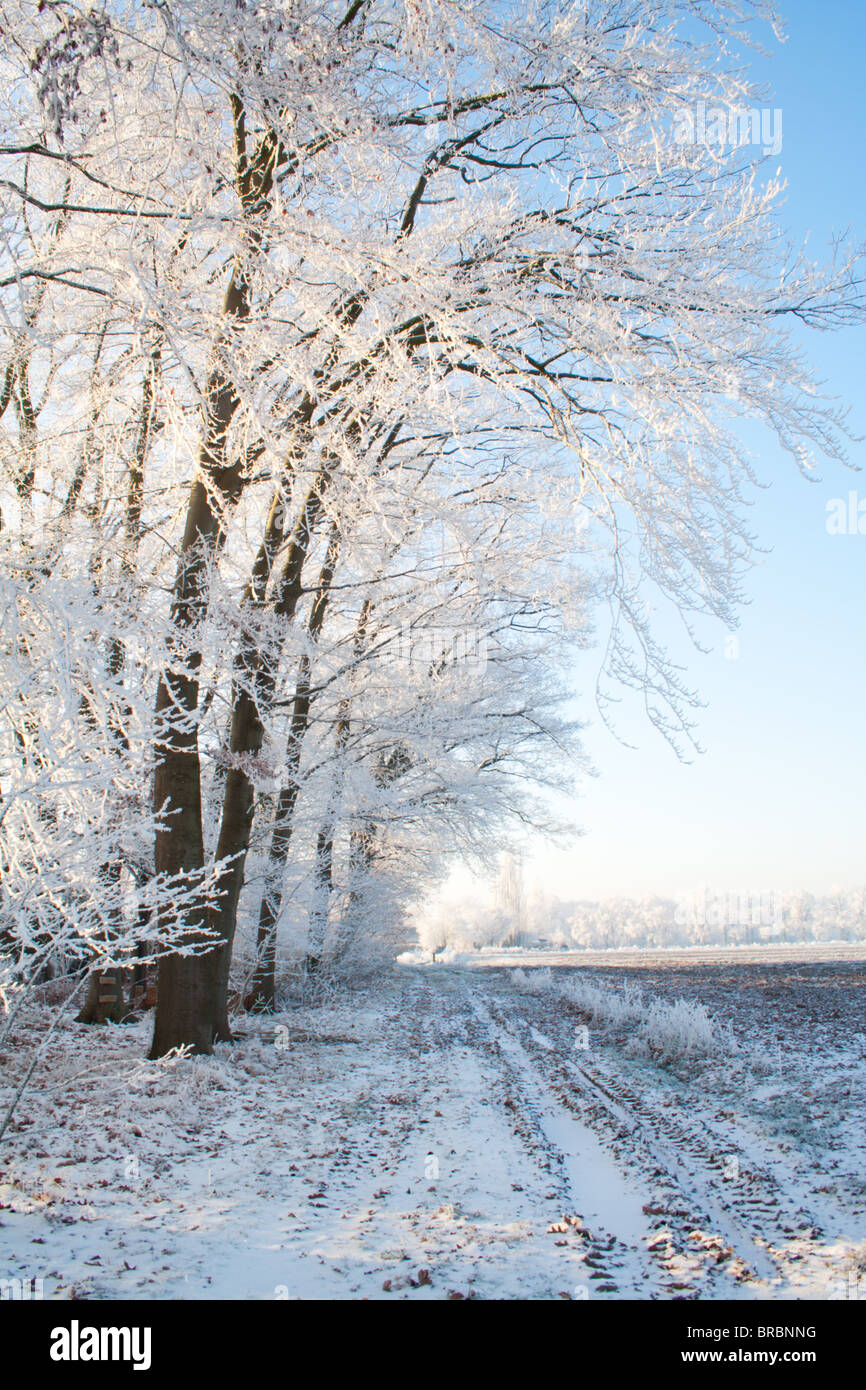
[413,942,866,969]
[1,954,865,1301]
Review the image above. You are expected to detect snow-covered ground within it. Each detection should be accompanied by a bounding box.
[2,957,865,1300]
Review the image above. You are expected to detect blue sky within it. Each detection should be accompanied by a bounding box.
[529,0,866,903]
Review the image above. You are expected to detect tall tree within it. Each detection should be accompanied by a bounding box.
[2,0,864,1053]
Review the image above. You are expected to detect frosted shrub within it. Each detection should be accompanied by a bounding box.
[556,976,736,1066]
[632,997,733,1064]
[510,968,554,994]
[561,978,645,1028]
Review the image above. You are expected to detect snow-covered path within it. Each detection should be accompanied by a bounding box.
[2,964,864,1299]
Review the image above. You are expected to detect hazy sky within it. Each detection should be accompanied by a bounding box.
[523,0,866,904]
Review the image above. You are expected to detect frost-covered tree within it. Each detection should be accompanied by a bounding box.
[2,0,864,1053]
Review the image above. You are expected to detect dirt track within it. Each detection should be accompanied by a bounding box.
[1,960,864,1299]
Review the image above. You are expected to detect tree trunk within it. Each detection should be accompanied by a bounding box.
[245,775,304,1010]
[149,104,316,1053]
[329,821,377,967]
[76,966,128,1025]
[211,508,336,1026]
[148,483,240,1057]
[148,250,259,1056]
[305,824,334,976]
[301,601,371,977]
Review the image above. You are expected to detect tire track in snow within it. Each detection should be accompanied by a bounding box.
[495,976,865,1296]
[467,994,663,1297]
[475,989,792,1294]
